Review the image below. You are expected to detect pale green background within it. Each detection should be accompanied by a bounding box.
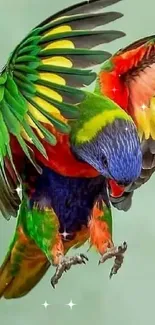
[0,0,155,324]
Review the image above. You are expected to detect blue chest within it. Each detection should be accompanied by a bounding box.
[29,167,107,234]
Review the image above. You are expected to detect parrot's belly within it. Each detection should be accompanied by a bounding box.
[29,167,106,235]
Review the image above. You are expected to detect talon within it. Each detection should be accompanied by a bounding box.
[51,253,88,287]
[51,279,56,289]
[99,241,127,278]
[80,253,89,261]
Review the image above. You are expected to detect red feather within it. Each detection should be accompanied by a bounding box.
[99,70,128,110]
[99,43,151,117]
[10,131,99,178]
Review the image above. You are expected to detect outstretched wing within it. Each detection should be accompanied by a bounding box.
[0,0,125,219]
[97,35,155,210]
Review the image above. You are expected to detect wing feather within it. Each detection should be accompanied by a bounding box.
[99,35,155,210]
[0,0,125,219]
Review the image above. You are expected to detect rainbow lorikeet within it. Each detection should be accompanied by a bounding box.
[97,35,155,210]
[0,0,142,299]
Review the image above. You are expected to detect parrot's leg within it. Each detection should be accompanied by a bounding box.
[26,201,65,267]
[28,203,89,288]
[51,253,88,288]
[89,200,127,277]
[98,241,127,278]
[25,203,88,288]
[51,225,89,287]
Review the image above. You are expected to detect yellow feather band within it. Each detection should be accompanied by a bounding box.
[35,85,62,102]
[135,97,155,140]
[39,72,66,85]
[43,40,75,50]
[43,25,72,37]
[24,114,44,139]
[76,109,132,144]
[42,56,72,68]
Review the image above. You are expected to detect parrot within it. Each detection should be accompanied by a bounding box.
[0,0,143,300]
[96,34,155,210]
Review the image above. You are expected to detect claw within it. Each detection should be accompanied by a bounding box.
[51,253,88,288]
[99,241,127,278]
[80,253,89,261]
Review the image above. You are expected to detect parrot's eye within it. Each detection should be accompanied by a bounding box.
[102,156,108,169]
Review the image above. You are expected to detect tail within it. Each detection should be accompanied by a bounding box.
[0,227,50,299]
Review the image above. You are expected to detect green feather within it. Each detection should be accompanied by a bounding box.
[18,45,40,56]
[1,100,41,172]
[0,71,7,85]
[39,30,123,44]
[13,77,36,95]
[14,64,38,74]
[36,79,86,104]
[16,55,41,64]
[21,120,48,158]
[0,86,4,102]
[13,70,39,82]
[28,112,57,145]
[30,94,71,134]
[4,89,27,119]
[18,36,41,50]
[70,92,133,145]
[17,136,42,173]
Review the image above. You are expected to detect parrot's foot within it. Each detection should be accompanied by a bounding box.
[99,241,127,278]
[51,254,88,288]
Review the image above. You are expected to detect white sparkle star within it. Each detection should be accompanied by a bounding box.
[112,87,117,93]
[42,301,50,309]
[141,104,147,110]
[16,186,22,196]
[61,229,70,240]
[66,300,76,310]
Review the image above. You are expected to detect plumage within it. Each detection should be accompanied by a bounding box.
[0,0,140,299]
[29,167,107,234]
[97,35,155,211]
[0,0,125,220]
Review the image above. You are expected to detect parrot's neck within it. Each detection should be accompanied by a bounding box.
[95,59,129,111]
[70,91,132,146]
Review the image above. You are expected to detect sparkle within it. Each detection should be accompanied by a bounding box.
[141,104,147,110]
[42,301,50,309]
[112,87,117,93]
[66,300,76,310]
[60,229,70,240]
[125,127,129,131]
[16,186,22,196]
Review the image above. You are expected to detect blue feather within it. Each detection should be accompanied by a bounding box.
[29,167,107,236]
[73,118,142,184]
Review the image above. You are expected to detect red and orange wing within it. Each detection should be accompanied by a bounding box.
[98,36,155,210]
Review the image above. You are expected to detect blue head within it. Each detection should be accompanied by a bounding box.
[73,118,142,185]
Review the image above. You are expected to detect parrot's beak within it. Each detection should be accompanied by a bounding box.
[108,179,125,198]
[117,181,131,187]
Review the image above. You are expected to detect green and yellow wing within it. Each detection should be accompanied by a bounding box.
[0,0,125,219]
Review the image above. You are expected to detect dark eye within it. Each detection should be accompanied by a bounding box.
[102,156,108,169]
